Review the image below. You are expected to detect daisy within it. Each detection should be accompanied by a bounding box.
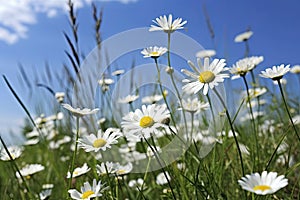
[121,104,170,138]
[181,57,229,95]
[128,178,145,190]
[273,78,287,85]
[118,94,139,104]
[246,87,267,99]
[234,30,253,42]
[230,56,264,79]
[149,14,187,33]
[17,164,45,179]
[156,171,171,185]
[141,46,167,59]
[290,65,300,74]
[238,171,288,195]
[260,64,290,80]
[68,179,107,200]
[67,163,90,178]
[39,189,52,200]
[0,145,23,161]
[142,94,164,104]
[55,92,65,103]
[78,128,122,152]
[115,162,133,176]
[112,69,125,76]
[178,98,209,114]
[96,161,117,175]
[62,103,99,117]
[195,49,216,58]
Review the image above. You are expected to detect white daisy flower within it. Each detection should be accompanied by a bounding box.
[115,162,133,176]
[141,46,167,59]
[142,94,163,104]
[290,65,300,74]
[68,179,107,200]
[238,171,288,195]
[181,57,229,95]
[195,49,216,58]
[0,145,23,161]
[78,128,122,152]
[96,161,117,175]
[178,98,209,114]
[118,94,139,104]
[230,56,264,79]
[17,164,45,179]
[246,87,267,99]
[128,178,145,190]
[55,92,65,103]
[112,69,125,76]
[67,163,90,178]
[260,64,290,80]
[149,14,187,33]
[98,78,114,86]
[39,189,52,200]
[273,78,287,85]
[62,103,99,117]
[156,171,171,185]
[121,104,170,138]
[234,30,253,42]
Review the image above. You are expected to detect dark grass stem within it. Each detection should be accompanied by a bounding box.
[143,136,177,200]
[167,32,188,135]
[241,75,259,168]
[154,58,178,133]
[213,88,245,176]
[68,117,80,189]
[277,80,300,141]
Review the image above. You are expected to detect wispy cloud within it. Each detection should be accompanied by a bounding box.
[0,0,93,44]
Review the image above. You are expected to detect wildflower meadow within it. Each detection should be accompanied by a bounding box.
[0,1,299,199]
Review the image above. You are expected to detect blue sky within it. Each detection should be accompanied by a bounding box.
[0,0,299,142]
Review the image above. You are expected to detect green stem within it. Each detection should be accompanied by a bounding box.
[143,136,177,200]
[69,117,80,189]
[166,32,188,135]
[277,80,300,141]
[241,75,259,169]
[213,88,245,176]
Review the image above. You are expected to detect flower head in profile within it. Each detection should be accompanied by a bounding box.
[112,69,125,76]
[17,164,45,179]
[62,104,99,117]
[141,46,167,59]
[121,104,170,138]
[67,163,90,179]
[196,49,216,58]
[181,57,229,95]
[234,30,253,42]
[78,128,122,152]
[0,145,23,161]
[238,171,288,195]
[118,94,139,104]
[156,171,171,185]
[149,14,187,33]
[178,98,209,114]
[230,56,264,79]
[290,65,300,74]
[260,64,290,80]
[68,179,107,200]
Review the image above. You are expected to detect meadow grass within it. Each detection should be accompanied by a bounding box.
[0,1,299,200]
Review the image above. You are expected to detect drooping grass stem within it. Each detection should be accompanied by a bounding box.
[69,116,80,189]
[277,80,300,141]
[213,88,245,176]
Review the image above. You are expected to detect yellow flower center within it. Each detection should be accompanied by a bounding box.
[150,51,160,58]
[117,169,126,174]
[198,71,215,83]
[82,190,95,199]
[253,185,271,191]
[139,116,154,128]
[93,138,107,148]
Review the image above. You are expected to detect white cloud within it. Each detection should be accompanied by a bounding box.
[0,0,92,44]
[0,0,138,44]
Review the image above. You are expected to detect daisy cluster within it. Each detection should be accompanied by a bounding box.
[1,7,299,200]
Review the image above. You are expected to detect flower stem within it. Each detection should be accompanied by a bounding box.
[69,116,80,189]
[213,88,245,176]
[277,80,300,141]
[241,75,259,168]
[143,136,177,200]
